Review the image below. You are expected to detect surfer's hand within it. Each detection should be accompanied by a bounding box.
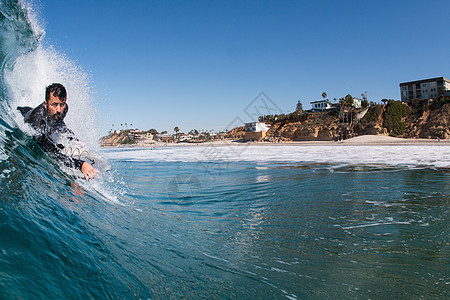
[81,162,97,180]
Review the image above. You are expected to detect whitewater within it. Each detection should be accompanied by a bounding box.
[1,1,449,299]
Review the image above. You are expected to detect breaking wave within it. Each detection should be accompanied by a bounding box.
[0,1,146,298]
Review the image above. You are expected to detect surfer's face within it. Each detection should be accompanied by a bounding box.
[45,93,66,120]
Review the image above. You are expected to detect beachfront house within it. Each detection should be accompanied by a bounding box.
[310,98,362,112]
[244,122,270,141]
[310,100,334,112]
[352,98,362,109]
[399,76,450,101]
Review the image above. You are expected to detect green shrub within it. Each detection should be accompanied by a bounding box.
[361,99,369,108]
[383,100,411,136]
[327,110,339,117]
[439,96,450,106]
[121,136,136,145]
[410,99,427,110]
[362,104,382,124]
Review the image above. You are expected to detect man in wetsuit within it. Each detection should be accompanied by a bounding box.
[17,83,97,180]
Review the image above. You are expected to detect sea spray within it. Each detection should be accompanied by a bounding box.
[5,47,99,149]
[1,0,99,150]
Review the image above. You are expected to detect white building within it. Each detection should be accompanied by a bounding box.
[352,98,362,109]
[244,122,270,141]
[244,122,270,132]
[310,100,333,111]
[311,98,362,111]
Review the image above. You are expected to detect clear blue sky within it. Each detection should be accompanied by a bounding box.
[38,0,450,134]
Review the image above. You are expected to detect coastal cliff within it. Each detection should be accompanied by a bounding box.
[265,99,450,141]
[265,111,340,141]
[403,100,450,138]
[100,99,450,146]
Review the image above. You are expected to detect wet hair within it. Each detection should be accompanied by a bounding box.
[45,83,67,102]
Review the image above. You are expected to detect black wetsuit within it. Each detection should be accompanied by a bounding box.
[17,103,84,170]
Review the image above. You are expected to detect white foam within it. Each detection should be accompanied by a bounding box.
[5,45,99,151]
[342,220,411,230]
[103,145,450,168]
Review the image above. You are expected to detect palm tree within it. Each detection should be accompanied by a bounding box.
[322,92,327,100]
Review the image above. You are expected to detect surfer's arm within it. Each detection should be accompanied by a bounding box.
[62,155,97,180]
[35,135,84,171]
[81,161,96,180]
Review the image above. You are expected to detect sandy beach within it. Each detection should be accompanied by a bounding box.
[172,135,450,147]
[103,135,450,148]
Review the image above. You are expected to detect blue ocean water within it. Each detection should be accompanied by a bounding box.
[99,146,450,299]
[0,1,449,299]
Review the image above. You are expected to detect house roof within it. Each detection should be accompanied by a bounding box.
[310,99,332,104]
[399,76,450,86]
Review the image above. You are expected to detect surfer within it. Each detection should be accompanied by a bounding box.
[17,83,97,180]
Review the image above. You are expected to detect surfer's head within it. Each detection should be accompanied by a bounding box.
[45,83,67,120]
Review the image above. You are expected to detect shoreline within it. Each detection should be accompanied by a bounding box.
[101,135,450,148]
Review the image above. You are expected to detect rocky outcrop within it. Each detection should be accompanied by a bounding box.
[264,110,342,141]
[404,103,450,139]
[100,133,135,146]
[100,130,156,147]
[223,126,245,140]
[100,100,450,146]
[268,121,340,141]
[265,100,450,141]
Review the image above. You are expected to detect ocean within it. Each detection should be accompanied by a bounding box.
[1,1,449,299]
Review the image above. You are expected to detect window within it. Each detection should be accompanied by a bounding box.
[423,89,428,93]
[421,83,428,88]
[423,94,428,98]
[402,91,407,96]
[402,86,407,91]
[430,82,436,87]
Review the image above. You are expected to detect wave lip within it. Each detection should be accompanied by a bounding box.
[0,0,40,74]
